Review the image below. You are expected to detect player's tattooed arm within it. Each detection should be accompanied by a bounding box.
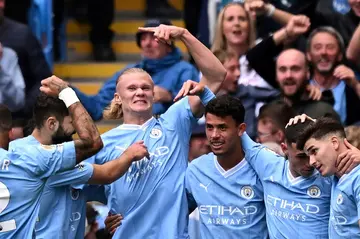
[70,104,103,163]
[40,76,103,163]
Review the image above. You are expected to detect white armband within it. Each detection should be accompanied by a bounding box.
[58,87,79,108]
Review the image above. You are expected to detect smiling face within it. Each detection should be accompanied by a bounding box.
[205,113,245,156]
[222,4,250,48]
[304,137,338,176]
[115,72,154,116]
[307,32,342,75]
[276,49,308,97]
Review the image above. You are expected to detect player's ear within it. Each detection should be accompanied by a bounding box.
[47,116,59,132]
[280,142,288,156]
[331,136,340,151]
[237,123,246,136]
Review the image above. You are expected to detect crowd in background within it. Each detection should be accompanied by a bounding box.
[1,0,360,237]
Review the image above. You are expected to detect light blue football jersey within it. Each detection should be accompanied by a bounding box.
[87,97,197,239]
[241,133,331,239]
[0,138,76,238]
[185,152,267,239]
[329,165,360,238]
[9,135,107,239]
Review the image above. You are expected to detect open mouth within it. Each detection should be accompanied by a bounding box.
[232,30,242,36]
[134,100,147,104]
[211,142,224,149]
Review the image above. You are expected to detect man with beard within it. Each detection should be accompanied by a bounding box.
[274,48,340,121]
[306,26,360,125]
[246,15,353,124]
[9,90,150,239]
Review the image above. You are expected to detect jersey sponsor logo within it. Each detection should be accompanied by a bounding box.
[267,195,320,214]
[307,185,321,198]
[126,146,170,182]
[150,128,162,139]
[199,205,259,225]
[336,194,343,205]
[0,159,10,171]
[241,186,254,200]
[71,188,80,201]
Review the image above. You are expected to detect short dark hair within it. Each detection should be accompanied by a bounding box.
[296,117,345,150]
[0,104,12,132]
[33,93,69,129]
[205,95,245,125]
[258,101,296,131]
[284,119,314,145]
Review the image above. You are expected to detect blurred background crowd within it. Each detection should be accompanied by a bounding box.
[1,0,360,237]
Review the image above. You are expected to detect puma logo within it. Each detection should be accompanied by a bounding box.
[199,183,210,192]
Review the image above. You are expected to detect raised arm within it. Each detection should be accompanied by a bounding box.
[246,15,311,88]
[346,24,360,66]
[138,25,226,116]
[245,0,294,26]
[40,76,103,163]
[89,141,149,184]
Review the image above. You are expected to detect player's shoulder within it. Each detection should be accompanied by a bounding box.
[342,164,360,186]
[188,153,214,170]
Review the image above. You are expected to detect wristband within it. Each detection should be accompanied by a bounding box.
[266,4,276,17]
[59,87,80,108]
[199,86,216,106]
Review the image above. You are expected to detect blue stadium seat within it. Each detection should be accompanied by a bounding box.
[28,0,54,70]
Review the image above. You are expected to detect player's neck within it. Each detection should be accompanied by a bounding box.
[217,145,245,171]
[123,112,153,125]
[0,132,9,150]
[31,128,53,145]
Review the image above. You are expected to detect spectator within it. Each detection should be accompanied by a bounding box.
[246,16,351,124]
[214,49,279,138]
[189,121,210,162]
[72,19,199,121]
[0,0,52,119]
[0,104,11,149]
[256,101,295,144]
[212,1,293,89]
[306,26,360,124]
[0,42,25,112]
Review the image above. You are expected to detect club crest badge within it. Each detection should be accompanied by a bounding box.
[307,185,321,198]
[241,186,254,199]
[150,128,162,139]
[337,194,343,205]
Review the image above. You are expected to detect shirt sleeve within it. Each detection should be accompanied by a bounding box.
[31,141,77,179]
[185,168,197,212]
[160,97,204,144]
[241,132,284,180]
[46,162,94,188]
[353,173,360,220]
